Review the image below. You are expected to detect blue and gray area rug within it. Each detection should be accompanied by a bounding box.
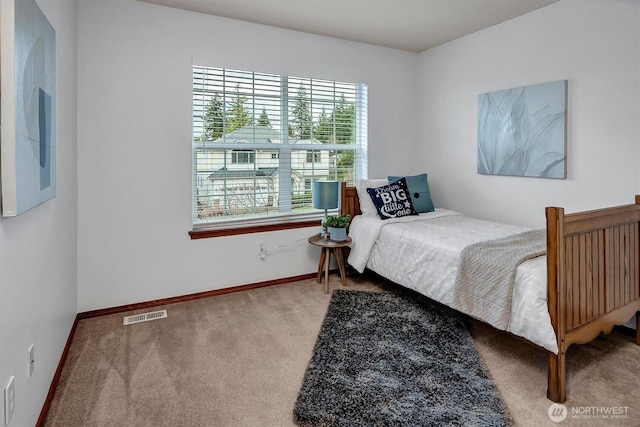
[293,290,514,426]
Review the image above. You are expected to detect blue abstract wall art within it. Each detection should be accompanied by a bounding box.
[1,0,56,216]
[478,80,567,179]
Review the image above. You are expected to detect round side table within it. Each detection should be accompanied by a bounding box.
[308,235,352,294]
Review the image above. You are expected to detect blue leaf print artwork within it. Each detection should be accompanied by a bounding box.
[477,80,567,179]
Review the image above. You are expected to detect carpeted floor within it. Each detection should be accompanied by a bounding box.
[44,273,640,426]
[293,290,513,426]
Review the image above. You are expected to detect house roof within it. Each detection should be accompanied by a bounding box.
[292,138,323,145]
[213,125,280,144]
[208,125,324,146]
[208,167,278,180]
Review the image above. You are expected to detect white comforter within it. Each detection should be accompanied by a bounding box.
[347,210,558,354]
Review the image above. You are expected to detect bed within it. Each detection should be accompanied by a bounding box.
[340,181,640,403]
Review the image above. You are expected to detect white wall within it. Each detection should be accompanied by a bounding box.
[0,1,77,425]
[417,0,640,228]
[76,0,640,309]
[76,0,419,311]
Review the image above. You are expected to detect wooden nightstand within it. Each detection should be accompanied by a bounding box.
[308,235,352,294]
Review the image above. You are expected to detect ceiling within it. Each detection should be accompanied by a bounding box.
[139,0,558,52]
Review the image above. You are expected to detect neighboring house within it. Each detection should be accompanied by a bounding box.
[195,124,332,218]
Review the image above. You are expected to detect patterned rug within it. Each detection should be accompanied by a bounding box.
[293,290,513,426]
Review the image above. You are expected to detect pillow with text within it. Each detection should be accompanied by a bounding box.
[366,178,419,220]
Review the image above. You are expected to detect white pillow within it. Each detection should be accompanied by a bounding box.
[355,178,388,216]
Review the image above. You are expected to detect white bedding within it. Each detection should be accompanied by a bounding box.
[347,210,558,353]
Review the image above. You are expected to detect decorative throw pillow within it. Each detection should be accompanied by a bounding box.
[355,178,389,216]
[366,178,419,220]
[388,173,435,213]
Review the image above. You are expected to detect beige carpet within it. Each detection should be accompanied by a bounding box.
[45,273,640,426]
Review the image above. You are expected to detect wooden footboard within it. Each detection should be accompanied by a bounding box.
[342,182,640,403]
[546,200,640,402]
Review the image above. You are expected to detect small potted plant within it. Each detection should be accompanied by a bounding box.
[323,214,351,242]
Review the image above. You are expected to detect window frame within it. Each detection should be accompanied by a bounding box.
[191,66,367,238]
[231,150,255,164]
[306,151,321,163]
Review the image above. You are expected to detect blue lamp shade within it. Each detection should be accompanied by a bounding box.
[313,181,339,210]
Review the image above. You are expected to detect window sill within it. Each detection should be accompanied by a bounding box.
[189,219,320,239]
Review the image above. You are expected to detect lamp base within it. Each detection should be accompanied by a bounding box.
[319,212,329,239]
[319,226,329,239]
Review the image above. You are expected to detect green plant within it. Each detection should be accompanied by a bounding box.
[324,214,351,228]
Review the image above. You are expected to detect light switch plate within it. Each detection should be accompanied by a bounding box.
[27,344,34,379]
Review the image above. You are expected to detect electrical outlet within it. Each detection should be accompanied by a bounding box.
[4,376,15,426]
[27,344,35,379]
[258,240,266,260]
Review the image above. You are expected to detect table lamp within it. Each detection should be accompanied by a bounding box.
[313,180,339,238]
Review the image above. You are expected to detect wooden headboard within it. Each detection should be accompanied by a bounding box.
[340,182,361,217]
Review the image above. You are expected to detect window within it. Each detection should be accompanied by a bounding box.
[306,151,321,163]
[231,150,255,164]
[192,66,368,230]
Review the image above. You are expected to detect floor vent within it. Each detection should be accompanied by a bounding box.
[123,310,167,326]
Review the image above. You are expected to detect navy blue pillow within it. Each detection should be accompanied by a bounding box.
[388,173,434,213]
[366,178,419,220]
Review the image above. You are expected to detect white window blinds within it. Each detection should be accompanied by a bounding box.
[192,66,368,227]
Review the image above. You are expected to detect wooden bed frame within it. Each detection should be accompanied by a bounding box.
[340,182,640,403]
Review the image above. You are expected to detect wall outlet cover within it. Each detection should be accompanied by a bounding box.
[4,376,15,426]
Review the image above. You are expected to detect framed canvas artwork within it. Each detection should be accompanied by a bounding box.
[477,80,567,179]
[1,0,56,216]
